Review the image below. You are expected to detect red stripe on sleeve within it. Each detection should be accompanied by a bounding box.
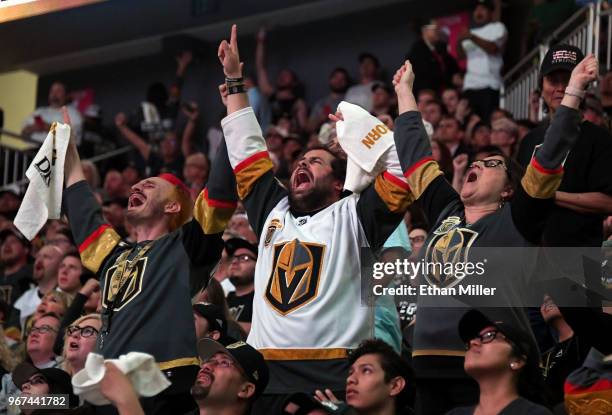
[531,157,564,175]
[233,151,270,174]
[404,156,435,178]
[564,378,612,394]
[203,188,238,209]
[383,171,411,191]
[79,224,111,253]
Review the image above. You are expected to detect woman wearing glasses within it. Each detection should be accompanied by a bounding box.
[61,314,101,376]
[391,54,598,415]
[445,309,553,414]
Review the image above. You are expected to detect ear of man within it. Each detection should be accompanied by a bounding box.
[388,376,406,398]
[237,382,256,400]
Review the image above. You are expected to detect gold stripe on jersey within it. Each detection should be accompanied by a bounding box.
[374,172,414,213]
[521,158,564,199]
[79,225,121,273]
[404,157,444,199]
[412,349,466,357]
[260,348,349,360]
[234,151,274,199]
[158,356,200,370]
[193,189,237,234]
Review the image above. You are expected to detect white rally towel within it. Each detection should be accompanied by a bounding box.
[335,101,395,193]
[14,123,70,240]
[72,352,171,406]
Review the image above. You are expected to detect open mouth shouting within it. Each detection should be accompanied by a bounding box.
[292,169,313,192]
[128,191,146,209]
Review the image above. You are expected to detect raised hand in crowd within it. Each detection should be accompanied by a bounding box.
[562,54,599,110]
[392,60,418,114]
[181,101,199,122]
[114,112,127,128]
[176,50,193,77]
[452,153,469,193]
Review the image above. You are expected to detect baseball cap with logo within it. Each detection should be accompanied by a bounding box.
[540,44,585,79]
[193,302,227,335]
[197,339,269,399]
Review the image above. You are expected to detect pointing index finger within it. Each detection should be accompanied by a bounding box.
[230,24,238,53]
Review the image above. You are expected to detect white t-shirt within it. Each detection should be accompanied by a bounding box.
[345,82,376,112]
[462,22,507,91]
[22,105,83,145]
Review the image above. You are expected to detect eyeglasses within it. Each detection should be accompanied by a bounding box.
[468,159,507,170]
[466,329,506,349]
[67,325,99,338]
[201,357,238,369]
[230,254,256,263]
[29,325,58,335]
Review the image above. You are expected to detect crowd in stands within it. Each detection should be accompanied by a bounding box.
[0,0,611,414]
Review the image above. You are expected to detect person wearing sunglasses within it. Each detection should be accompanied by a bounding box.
[392,52,598,414]
[62,314,101,375]
[445,309,552,415]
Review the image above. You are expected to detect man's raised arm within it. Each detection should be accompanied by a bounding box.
[217,25,287,238]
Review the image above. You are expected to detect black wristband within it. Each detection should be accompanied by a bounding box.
[225,76,244,84]
[227,84,246,95]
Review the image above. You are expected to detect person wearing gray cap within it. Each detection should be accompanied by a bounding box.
[185,339,269,415]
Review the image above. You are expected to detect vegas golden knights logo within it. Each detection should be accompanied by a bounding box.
[102,257,148,311]
[423,216,478,289]
[265,239,325,315]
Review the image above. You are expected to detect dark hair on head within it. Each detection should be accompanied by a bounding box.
[509,344,550,406]
[417,88,437,100]
[440,113,462,128]
[516,119,537,130]
[349,339,415,411]
[330,67,350,79]
[146,82,169,109]
[358,52,380,67]
[492,108,514,120]
[201,278,230,319]
[301,145,347,184]
[37,312,61,323]
[477,149,525,201]
[61,250,80,262]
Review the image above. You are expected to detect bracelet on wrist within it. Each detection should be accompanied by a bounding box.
[564,86,586,99]
[225,76,244,84]
[227,83,247,95]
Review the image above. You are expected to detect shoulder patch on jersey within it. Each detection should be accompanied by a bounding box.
[264,219,283,247]
[264,239,325,315]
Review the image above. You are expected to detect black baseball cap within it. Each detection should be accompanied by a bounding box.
[458,309,538,364]
[193,302,227,335]
[197,339,269,399]
[540,44,585,78]
[0,227,30,248]
[13,363,78,407]
[225,237,257,258]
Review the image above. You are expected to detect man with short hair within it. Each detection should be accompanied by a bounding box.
[62,101,235,413]
[457,0,507,121]
[225,238,257,334]
[436,115,468,157]
[423,101,443,129]
[14,245,63,329]
[193,302,228,342]
[185,339,269,415]
[215,25,413,413]
[345,53,381,112]
[490,117,518,157]
[308,68,350,134]
[0,228,32,309]
[21,82,83,144]
[184,152,210,199]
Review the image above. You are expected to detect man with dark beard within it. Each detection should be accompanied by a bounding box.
[184,339,269,415]
[215,25,413,413]
[224,238,257,335]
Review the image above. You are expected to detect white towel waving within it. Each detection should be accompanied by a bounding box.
[335,101,395,193]
[72,352,171,405]
[14,123,70,240]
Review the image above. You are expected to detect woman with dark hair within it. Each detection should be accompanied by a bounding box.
[391,52,598,415]
[446,309,552,414]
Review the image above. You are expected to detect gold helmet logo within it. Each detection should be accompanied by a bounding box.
[424,226,477,289]
[265,239,325,315]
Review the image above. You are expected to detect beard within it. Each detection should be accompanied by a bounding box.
[191,382,211,401]
[288,185,333,213]
[229,274,254,288]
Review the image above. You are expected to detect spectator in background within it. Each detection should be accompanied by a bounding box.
[115,112,188,178]
[102,199,128,238]
[21,82,83,145]
[417,89,437,113]
[0,186,22,221]
[314,339,415,415]
[442,87,461,117]
[436,115,469,157]
[469,121,491,150]
[12,363,78,410]
[102,169,129,201]
[517,45,612,248]
[57,252,83,296]
[583,92,606,128]
[256,28,308,132]
[490,117,519,157]
[193,302,228,342]
[600,71,612,116]
[431,139,454,179]
[80,161,101,192]
[457,0,507,122]
[121,163,141,188]
[490,108,513,123]
[183,152,210,199]
[423,100,444,129]
[61,314,101,375]
[516,119,536,143]
[408,227,428,257]
[449,310,552,415]
[14,245,63,329]
[371,83,397,119]
[224,238,257,335]
[0,228,32,311]
[345,52,382,112]
[408,19,459,95]
[308,67,350,134]
[245,74,272,133]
